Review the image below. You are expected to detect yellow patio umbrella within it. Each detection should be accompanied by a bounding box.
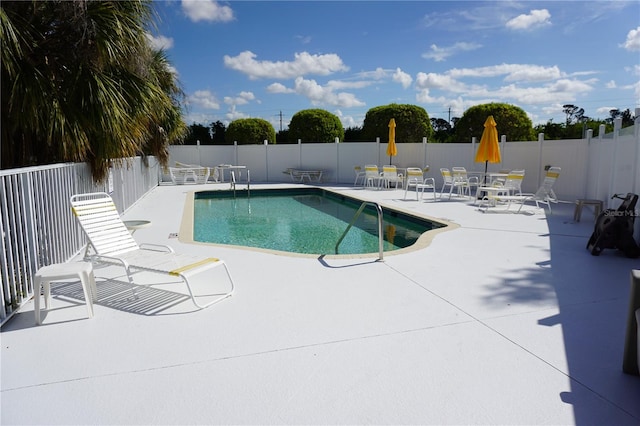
[475,115,501,184]
[387,118,397,165]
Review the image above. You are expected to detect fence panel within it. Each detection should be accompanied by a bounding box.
[0,157,158,324]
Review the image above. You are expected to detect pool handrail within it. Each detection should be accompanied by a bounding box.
[335,201,384,261]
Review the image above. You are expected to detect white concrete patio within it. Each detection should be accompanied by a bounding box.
[2,183,639,425]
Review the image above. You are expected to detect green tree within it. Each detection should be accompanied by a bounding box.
[361,104,432,143]
[563,104,585,125]
[453,103,534,142]
[430,118,454,143]
[288,109,344,142]
[226,118,276,145]
[277,129,294,144]
[609,108,636,127]
[184,123,212,145]
[0,0,187,181]
[344,126,365,142]
[211,120,227,145]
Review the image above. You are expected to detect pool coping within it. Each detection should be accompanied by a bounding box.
[178,186,459,259]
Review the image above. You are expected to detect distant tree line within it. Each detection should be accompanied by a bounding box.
[186,103,635,146]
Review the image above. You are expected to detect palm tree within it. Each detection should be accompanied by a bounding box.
[1,0,186,181]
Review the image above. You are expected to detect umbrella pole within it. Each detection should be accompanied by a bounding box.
[478,160,488,200]
[484,161,488,185]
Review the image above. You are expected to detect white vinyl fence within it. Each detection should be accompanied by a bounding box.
[168,119,639,205]
[0,157,160,324]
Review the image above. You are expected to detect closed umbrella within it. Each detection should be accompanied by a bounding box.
[387,118,397,165]
[475,115,501,185]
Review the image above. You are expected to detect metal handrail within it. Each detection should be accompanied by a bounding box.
[335,201,384,261]
[231,170,250,199]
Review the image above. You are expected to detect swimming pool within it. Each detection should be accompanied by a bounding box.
[187,188,447,256]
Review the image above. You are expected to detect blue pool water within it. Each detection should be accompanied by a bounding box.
[193,188,445,255]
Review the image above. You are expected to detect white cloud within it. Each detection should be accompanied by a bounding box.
[413,62,597,113]
[355,67,389,80]
[393,68,413,89]
[448,64,562,82]
[292,77,365,108]
[606,80,617,89]
[415,72,466,92]
[334,109,359,128]
[597,106,617,116]
[225,105,247,121]
[224,91,256,106]
[189,90,220,110]
[622,26,640,51]
[223,51,349,80]
[506,9,551,30]
[182,0,234,23]
[266,82,294,94]
[295,35,312,44]
[621,80,640,101]
[145,33,174,50]
[422,42,482,62]
[326,80,373,90]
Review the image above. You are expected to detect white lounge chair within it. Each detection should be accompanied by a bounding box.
[70,192,235,309]
[171,162,211,184]
[476,169,525,206]
[481,167,561,213]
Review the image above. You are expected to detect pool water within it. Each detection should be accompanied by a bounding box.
[193,189,445,255]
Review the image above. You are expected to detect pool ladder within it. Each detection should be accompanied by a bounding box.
[230,170,250,198]
[335,201,384,261]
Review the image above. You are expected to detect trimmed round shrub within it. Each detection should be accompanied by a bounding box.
[288,109,344,143]
[453,103,534,142]
[361,104,432,143]
[226,118,276,145]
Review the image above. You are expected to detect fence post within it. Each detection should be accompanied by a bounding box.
[537,133,544,187]
[264,140,269,182]
[585,129,593,199]
[335,137,340,183]
[423,137,428,170]
[608,117,622,208]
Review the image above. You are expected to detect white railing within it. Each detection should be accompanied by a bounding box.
[0,157,159,324]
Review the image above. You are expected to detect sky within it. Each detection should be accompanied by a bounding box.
[149,0,640,131]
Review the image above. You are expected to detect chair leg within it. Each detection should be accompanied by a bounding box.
[79,271,95,318]
[34,278,43,325]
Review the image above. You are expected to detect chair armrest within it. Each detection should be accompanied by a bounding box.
[139,243,175,253]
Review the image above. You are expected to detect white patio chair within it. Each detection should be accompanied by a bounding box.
[440,168,469,199]
[354,166,366,186]
[381,165,404,189]
[452,167,479,198]
[364,165,381,189]
[404,167,437,201]
[70,192,235,309]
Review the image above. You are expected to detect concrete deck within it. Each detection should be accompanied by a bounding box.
[2,183,639,425]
